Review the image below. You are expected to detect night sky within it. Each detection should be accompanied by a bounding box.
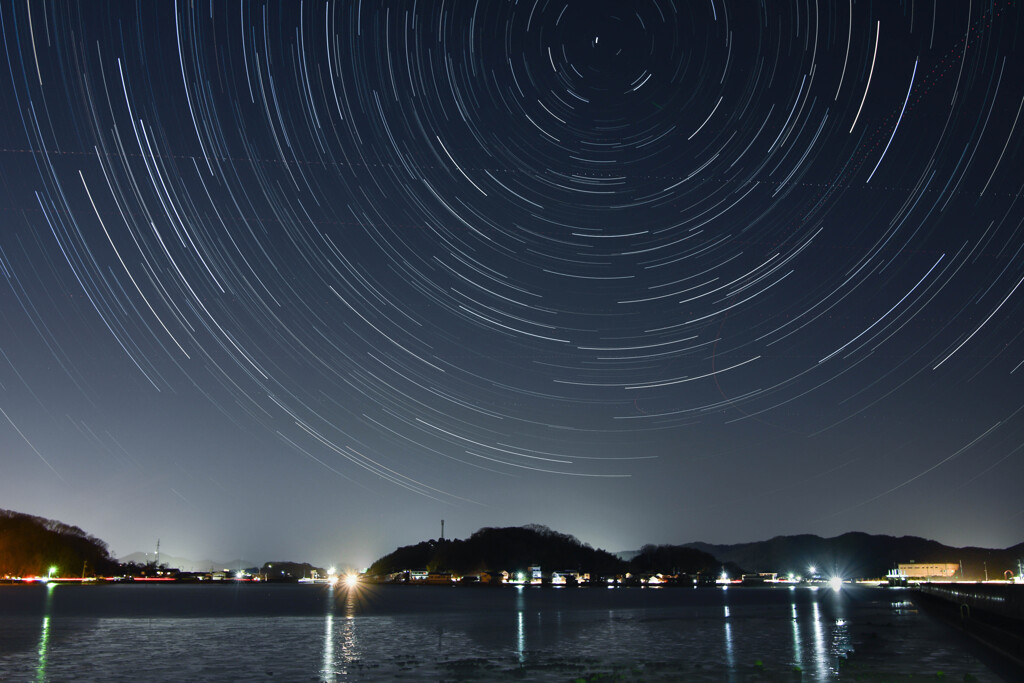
[2,1,1023,570]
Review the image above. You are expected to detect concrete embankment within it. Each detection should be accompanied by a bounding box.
[911,583,1024,677]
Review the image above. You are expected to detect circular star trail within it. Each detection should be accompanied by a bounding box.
[1,0,1023,554]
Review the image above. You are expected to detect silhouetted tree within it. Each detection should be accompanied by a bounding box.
[0,508,117,577]
[260,561,325,580]
[628,544,721,575]
[367,525,626,577]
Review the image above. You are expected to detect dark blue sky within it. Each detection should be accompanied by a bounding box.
[2,0,1022,569]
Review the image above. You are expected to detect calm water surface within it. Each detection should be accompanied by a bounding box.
[0,583,1002,681]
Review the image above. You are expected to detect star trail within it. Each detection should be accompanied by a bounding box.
[1,0,1022,564]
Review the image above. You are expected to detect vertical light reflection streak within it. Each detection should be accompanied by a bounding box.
[322,612,335,682]
[321,586,335,683]
[790,587,803,669]
[722,589,734,670]
[515,585,525,664]
[339,586,359,675]
[812,600,826,678]
[36,583,55,683]
[831,591,851,674]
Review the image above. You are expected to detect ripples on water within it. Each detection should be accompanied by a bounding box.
[0,583,1000,681]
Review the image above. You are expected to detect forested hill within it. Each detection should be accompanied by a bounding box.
[0,508,117,577]
[685,532,1024,580]
[367,525,726,578]
[368,525,626,577]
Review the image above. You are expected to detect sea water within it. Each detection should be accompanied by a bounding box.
[0,583,1003,681]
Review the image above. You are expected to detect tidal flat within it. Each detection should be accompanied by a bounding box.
[0,583,1004,681]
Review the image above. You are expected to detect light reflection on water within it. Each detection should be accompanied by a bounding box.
[830,595,851,675]
[891,599,915,613]
[515,584,525,664]
[723,620,735,669]
[791,594,803,667]
[722,590,734,670]
[322,612,335,682]
[35,583,55,683]
[0,584,999,682]
[812,600,826,678]
[320,584,364,681]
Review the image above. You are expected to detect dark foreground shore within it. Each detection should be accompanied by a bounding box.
[834,587,1015,682]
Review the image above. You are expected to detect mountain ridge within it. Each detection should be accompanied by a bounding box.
[680,532,1024,580]
[118,552,256,573]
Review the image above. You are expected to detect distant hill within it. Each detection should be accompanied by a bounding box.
[628,544,737,577]
[368,524,626,577]
[0,508,117,577]
[368,525,740,579]
[118,552,256,573]
[683,532,1024,580]
[258,561,328,580]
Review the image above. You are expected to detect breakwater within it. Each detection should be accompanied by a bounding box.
[916,582,1024,621]
[912,583,1024,676]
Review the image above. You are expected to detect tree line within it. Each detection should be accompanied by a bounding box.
[367,524,732,578]
[0,508,117,577]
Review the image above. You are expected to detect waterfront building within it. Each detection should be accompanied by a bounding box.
[897,562,960,579]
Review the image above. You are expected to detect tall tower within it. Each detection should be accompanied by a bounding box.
[441,519,445,541]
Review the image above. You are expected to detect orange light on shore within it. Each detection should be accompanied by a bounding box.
[345,574,359,588]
